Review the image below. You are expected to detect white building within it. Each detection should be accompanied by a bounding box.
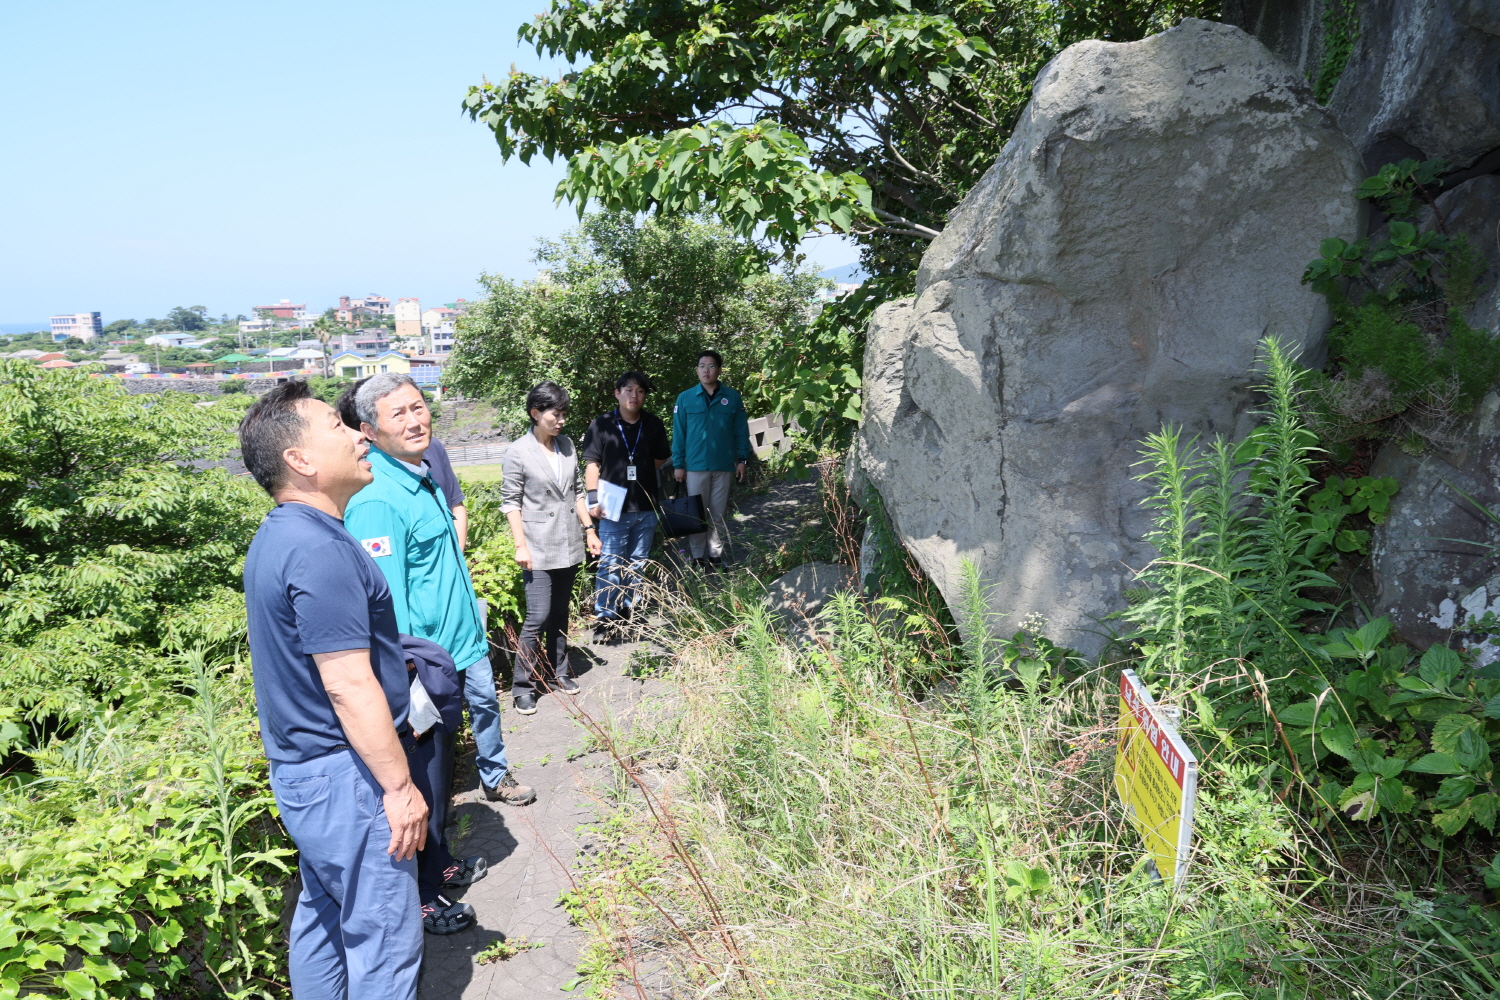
[430,321,457,354]
[143,332,200,348]
[239,319,272,334]
[51,312,102,343]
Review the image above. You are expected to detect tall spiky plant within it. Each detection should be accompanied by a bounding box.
[1239,339,1331,665]
[1195,435,1255,659]
[956,561,1004,735]
[1124,426,1207,678]
[1122,339,1329,682]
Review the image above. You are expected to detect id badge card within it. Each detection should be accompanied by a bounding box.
[626,465,638,481]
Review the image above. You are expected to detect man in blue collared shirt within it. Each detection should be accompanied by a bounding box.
[671,350,752,567]
[342,374,536,817]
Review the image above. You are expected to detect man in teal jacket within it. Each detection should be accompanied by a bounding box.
[343,373,536,809]
[672,350,752,567]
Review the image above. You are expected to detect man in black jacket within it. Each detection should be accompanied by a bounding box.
[581,372,671,632]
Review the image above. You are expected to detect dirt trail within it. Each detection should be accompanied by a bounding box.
[419,476,819,998]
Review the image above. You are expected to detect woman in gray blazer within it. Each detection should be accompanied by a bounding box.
[501,381,601,714]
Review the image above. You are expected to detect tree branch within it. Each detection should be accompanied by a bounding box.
[869,207,941,240]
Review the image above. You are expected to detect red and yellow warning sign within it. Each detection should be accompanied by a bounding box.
[1114,670,1198,889]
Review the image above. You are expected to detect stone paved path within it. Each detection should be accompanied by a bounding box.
[417,639,660,1000]
[420,474,819,999]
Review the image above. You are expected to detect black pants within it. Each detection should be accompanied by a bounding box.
[514,565,577,698]
[401,724,456,905]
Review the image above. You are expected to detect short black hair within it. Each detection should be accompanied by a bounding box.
[525,380,571,425]
[615,371,652,391]
[697,350,723,367]
[239,380,314,495]
[335,377,370,431]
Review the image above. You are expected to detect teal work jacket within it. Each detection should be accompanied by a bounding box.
[343,447,488,671]
[671,382,752,472]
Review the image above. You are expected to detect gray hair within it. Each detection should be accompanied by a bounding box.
[355,372,421,430]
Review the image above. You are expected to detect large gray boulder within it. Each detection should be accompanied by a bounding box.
[857,19,1362,656]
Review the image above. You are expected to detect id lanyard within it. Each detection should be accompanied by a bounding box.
[613,409,642,482]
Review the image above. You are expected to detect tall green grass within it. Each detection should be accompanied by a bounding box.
[568,565,1465,998]
[560,340,1475,999]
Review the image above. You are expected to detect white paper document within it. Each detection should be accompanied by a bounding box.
[408,675,442,737]
[597,479,628,522]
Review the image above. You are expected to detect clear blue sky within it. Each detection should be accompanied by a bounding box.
[0,1,854,329]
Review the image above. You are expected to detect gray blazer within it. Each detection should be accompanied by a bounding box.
[500,431,587,571]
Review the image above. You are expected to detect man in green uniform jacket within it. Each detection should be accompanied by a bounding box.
[343,373,535,807]
[671,350,751,567]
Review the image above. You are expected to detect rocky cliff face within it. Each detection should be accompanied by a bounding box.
[1224,1,1500,645]
[1227,0,1500,327]
[1229,0,1500,168]
[857,19,1362,656]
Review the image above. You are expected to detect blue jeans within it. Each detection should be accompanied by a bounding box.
[594,510,657,621]
[462,654,511,790]
[270,749,422,1000]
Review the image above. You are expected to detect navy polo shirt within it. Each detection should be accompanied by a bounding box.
[244,503,410,763]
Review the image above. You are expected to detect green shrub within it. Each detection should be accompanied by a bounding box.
[0,367,288,998]
[1304,158,1500,448]
[463,479,525,631]
[0,363,269,722]
[0,658,290,1000]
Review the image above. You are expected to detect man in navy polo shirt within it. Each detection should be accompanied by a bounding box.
[239,381,427,1000]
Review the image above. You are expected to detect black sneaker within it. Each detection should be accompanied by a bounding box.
[483,772,537,806]
[555,676,581,695]
[513,691,537,715]
[441,855,488,889]
[422,894,475,935]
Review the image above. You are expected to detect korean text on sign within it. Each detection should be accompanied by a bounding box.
[1113,669,1199,889]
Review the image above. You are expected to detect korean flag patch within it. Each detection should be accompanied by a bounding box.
[361,536,393,558]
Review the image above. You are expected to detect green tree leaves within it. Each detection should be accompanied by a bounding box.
[0,362,268,718]
[556,120,877,249]
[445,212,821,425]
[465,0,1214,265]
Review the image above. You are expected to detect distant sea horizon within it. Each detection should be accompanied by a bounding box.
[1,322,50,336]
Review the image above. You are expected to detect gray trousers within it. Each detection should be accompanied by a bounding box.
[685,469,734,559]
[270,749,421,1000]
